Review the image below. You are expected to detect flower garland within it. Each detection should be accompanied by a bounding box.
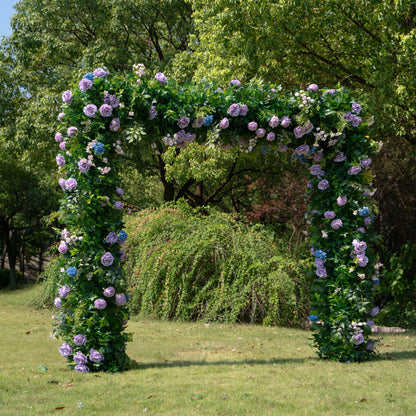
[53,66,380,371]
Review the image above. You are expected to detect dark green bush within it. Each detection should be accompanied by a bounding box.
[124,203,311,327]
[0,268,24,289]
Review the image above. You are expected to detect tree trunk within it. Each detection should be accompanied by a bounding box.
[19,231,25,278]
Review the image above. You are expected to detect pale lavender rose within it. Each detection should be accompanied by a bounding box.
[343,112,354,123]
[248,121,258,131]
[177,117,190,129]
[104,286,115,297]
[358,227,366,234]
[78,159,90,173]
[75,364,89,373]
[83,104,97,117]
[324,211,336,219]
[67,127,78,137]
[364,217,372,226]
[219,118,229,129]
[58,285,70,298]
[79,78,93,92]
[149,106,158,120]
[116,187,124,195]
[89,349,104,363]
[65,178,77,192]
[56,154,65,167]
[318,179,329,190]
[314,259,326,268]
[101,252,114,266]
[94,299,107,310]
[58,112,65,122]
[324,89,336,95]
[310,165,322,175]
[351,116,362,127]
[239,104,248,116]
[193,118,204,128]
[367,320,374,328]
[352,103,362,114]
[295,144,309,155]
[353,240,367,253]
[58,178,66,191]
[114,201,123,210]
[352,333,364,345]
[54,297,61,308]
[59,141,66,151]
[307,83,318,92]
[228,104,240,117]
[100,104,112,117]
[370,306,380,317]
[55,133,63,143]
[331,219,343,230]
[103,94,119,108]
[256,128,266,138]
[337,196,348,206]
[360,158,371,168]
[280,116,291,127]
[357,255,369,267]
[58,241,68,254]
[294,126,304,139]
[110,118,120,132]
[184,132,196,143]
[266,132,275,141]
[74,351,88,365]
[229,79,241,86]
[115,294,127,306]
[59,343,72,357]
[93,67,107,78]
[74,334,87,346]
[269,115,280,128]
[316,268,327,278]
[106,232,118,244]
[155,72,168,83]
[62,90,72,103]
[334,152,346,162]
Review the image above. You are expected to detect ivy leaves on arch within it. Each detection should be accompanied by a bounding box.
[53,65,380,372]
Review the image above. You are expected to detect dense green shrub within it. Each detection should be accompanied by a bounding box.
[32,258,62,308]
[0,268,24,289]
[124,203,311,327]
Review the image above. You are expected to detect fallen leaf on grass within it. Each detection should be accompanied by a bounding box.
[65,384,74,388]
[147,395,153,399]
[55,407,65,410]
[196,404,201,409]
[34,375,40,379]
[360,398,368,402]
[94,375,101,377]
[48,380,60,385]
[26,331,31,335]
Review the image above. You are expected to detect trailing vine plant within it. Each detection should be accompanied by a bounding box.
[53,66,380,371]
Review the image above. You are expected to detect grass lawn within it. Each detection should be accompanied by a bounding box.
[1,285,415,416]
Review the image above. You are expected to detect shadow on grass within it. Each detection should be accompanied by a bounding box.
[375,349,416,361]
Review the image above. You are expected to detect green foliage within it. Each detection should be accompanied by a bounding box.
[124,203,311,326]
[0,268,23,289]
[32,257,62,308]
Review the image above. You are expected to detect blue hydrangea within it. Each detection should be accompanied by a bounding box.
[308,315,319,322]
[125,293,130,301]
[358,206,370,217]
[203,115,213,126]
[314,249,327,260]
[93,141,105,155]
[66,267,77,277]
[118,230,128,242]
[84,72,94,81]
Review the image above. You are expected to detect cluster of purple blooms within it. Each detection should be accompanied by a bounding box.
[343,102,362,127]
[313,249,327,279]
[352,239,369,267]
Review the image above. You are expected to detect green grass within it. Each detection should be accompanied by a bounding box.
[1,286,416,415]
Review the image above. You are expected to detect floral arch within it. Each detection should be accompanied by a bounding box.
[53,66,380,372]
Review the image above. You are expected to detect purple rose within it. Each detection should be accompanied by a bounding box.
[324,89,336,95]
[219,118,229,129]
[109,118,121,132]
[280,116,291,127]
[55,133,63,143]
[353,240,367,253]
[310,165,323,176]
[94,298,107,310]
[104,286,115,297]
[334,152,346,162]
[364,216,372,226]
[352,333,364,345]
[58,178,66,191]
[266,132,275,141]
[295,145,309,155]
[155,72,168,83]
[62,90,72,103]
[67,127,78,137]
[114,201,123,210]
[78,159,90,173]
[307,83,318,92]
[337,196,347,206]
[348,165,362,175]
[103,94,119,108]
[74,351,88,365]
[74,334,87,346]
[352,103,362,114]
[314,151,324,162]
[115,294,127,306]
[370,306,380,317]
[59,141,66,151]
[357,255,369,267]
[331,219,343,230]
[58,112,65,122]
[93,67,108,78]
[360,158,371,168]
[79,78,93,92]
[324,211,336,219]
[351,116,362,127]
[256,128,266,138]
[89,348,104,363]
[149,106,158,120]
[116,187,124,195]
[83,104,97,117]
[279,145,288,152]
[229,79,241,87]
[58,241,68,254]
[177,117,190,129]
[315,268,327,278]
[358,227,366,234]
[74,364,89,373]
[318,180,329,190]
[106,232,118,244]
[59,343,72,358]
[269,115,279,128]
[65,178,78,192]
[99,104,112,117]
[101,252,114,267]
[56,154,65,167]
[367,320,374,328]
[248,121,258,131]
[239,104,248,116]
[58,285,70,298]
[54,297,61,308]
[314,259,326,268]
[228,104,240,117]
